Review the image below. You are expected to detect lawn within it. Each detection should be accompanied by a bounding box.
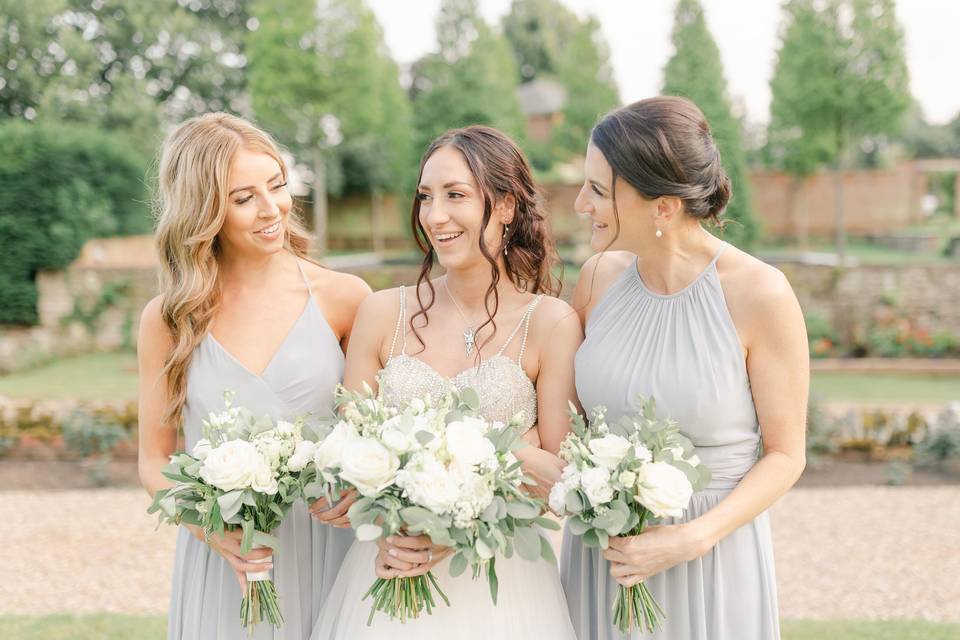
[811,371,960,404]
[0,615,956,639]
[0,351,138,401]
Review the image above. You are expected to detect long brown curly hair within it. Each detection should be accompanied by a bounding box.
[409,126,560,353]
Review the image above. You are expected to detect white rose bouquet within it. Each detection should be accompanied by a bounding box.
[550,398,712,634]
[326,383,557,624]
[148,391,320,634]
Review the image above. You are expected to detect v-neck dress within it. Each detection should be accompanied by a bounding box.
[167,263,355,640]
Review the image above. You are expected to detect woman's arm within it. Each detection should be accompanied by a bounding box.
[605,265,808,585]
[341,288,398,393]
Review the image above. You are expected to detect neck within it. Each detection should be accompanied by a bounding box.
[218,247,293,290]
[443,259,515,316]
[623,223,721,295]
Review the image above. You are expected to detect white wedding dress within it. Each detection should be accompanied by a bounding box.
[310,287,576,639]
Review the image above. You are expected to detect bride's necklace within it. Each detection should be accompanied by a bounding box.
[445,280,484,357]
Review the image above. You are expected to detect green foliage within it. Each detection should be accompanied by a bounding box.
[61,409,128,458]
[0,122,149,324]
[661,0,757,248]
[411,0,525,156]
[502,1,619,162]
[915,405,960,470]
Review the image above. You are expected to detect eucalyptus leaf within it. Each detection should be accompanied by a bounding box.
[539,535,557,564]
[567,515,591,536]
[514,526,541,562]
[505,500,540,520]
[449,552,468,577]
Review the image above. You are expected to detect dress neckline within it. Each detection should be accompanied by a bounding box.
[630,242,728,300]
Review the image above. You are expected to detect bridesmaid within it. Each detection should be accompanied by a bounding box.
[137,113,370,639]
[561,96,808,639]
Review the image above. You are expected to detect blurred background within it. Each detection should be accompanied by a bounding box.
[1,1,958,639]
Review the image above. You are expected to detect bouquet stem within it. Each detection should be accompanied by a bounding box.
[611,512,666,634]
[240,579,284,634]
[363,573,450,625]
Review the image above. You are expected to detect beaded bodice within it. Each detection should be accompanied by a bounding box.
[378,286,542,432]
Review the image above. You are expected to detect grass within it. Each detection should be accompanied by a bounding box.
[811,371,960,404]
[0,615,956,639]
[0,351,138,401]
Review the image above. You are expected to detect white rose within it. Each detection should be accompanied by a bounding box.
[633,443,653,463]
[254,435,285,470]
[634,462,694,519]
[287,440,317,472]
[588,434,632,469]
[199,440,268,492]
[192,438,212,460]
[617,470,637,488]
[548,478,570,514]
[580,466,614,506]
[340,438,400,496]
[314,421,360,470]
[250,463,279,495]
[381,427,415,453]
[396,452,460,514]
[445,420,496,469]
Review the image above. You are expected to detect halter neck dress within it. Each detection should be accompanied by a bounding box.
[561,243,780,639]
[167,261,354,640]
[310,286,576,639]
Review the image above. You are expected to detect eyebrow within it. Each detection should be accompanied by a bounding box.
[418,181,474,191]
[229,172,283,196]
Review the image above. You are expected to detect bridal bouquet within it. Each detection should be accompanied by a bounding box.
[323,383,557,624]
[148,391,318,634]
[550,398,712,634]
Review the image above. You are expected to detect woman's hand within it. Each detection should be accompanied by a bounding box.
[184,524,273,592]
[513,434,567,502]
[374,534,453,579]
[602,523,712,588]
[309,489,358,528]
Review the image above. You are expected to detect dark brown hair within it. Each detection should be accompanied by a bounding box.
[591,95,731,240]
[409,125,560,354]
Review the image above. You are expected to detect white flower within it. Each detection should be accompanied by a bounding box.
[381,426,416,453]
[665,445,700,467]
[409,398,426,414]
[617,470,637,488]
[254,435,285,470]
[633,443,653,463]
[634,462,694,519]
[452,471,495,527]
[314,421,360,470]
[199,440,272,492]
[275,420,298,437]
[445,420,496,470]
[687,454,701,467]
[588,434,632,469]
[192,438,212,460]
[340,438,400,497]
[287,440,317,472]
[580,466,614,506]
[250,464,279,495]
[548,477,570,514]
[396,451,461,515]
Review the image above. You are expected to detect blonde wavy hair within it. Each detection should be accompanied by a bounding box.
[153,112,312,428]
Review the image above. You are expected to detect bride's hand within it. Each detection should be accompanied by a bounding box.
[374,534,452,578]
[184,524,273,591]
[310,489,358,528]
[602,523,711,587]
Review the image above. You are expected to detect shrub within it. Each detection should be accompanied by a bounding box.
[0,121,150,325]
[916,404,960,471]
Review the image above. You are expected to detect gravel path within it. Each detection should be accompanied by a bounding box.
[3,486,958,621]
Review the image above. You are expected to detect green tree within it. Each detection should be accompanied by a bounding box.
[766,0,910,257]
[662,0,758,248]
[502,1,619,163]
[411,0,525,156]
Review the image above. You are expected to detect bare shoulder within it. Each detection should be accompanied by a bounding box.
[356,285,404,321]
[529,294,582,337]
[302,259,371,305]
[572,251,635,318]
[717,246,795,310]
[138,295,172,357]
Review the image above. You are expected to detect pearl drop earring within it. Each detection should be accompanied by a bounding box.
[656,228,663,238]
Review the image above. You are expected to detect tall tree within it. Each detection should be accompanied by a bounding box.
[766,0,910,257]
[662,0,758,248]
[411,0,525,156]
[502,0,619,162]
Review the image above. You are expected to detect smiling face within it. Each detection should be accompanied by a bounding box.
[217,147,292,259]
[574,141,659,253]
[415,145,510,271]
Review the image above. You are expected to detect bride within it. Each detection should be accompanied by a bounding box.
[311,126,581,639]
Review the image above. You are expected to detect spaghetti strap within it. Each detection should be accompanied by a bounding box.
[708,241,729,269]
[496,294,544,363]
[295,259,314,299]
[387,286,407,360]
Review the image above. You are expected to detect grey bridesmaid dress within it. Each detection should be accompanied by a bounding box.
[562,243,780,640]
[167,262,354,640]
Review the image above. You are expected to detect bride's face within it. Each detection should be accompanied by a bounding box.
[416,145,507,271]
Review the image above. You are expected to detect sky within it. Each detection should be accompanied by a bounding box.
[368,0,960,126]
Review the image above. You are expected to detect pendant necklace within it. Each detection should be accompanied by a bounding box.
[445,279,481,357]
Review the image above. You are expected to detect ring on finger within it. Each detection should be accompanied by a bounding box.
[427,549,433,564]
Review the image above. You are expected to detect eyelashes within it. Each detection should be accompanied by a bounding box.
[233,182,288,205]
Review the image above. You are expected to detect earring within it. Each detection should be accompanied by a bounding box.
[656,228,663,238]
[503,224,510,255]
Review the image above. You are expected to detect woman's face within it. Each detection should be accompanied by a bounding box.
[574,141,658,253]
[416,145,509,271]
[218,147,292,259]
